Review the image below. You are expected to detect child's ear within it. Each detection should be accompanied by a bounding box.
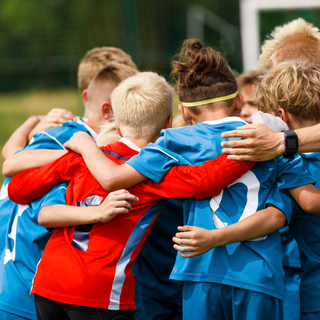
[278,108,289,124]
[100,101,113,121]
[234,92,243,115]
[178,104,192,124]
[114,122,123,137]
[81,89,89,108]
[165,116,173,129]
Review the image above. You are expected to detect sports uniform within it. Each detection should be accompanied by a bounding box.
[289,152,320,319]
[126,117,315,320]
[280,226,301,320]
[252,111,301,320]
[8,138,253,316]
[0,117,97,319]
[132,198,183,320]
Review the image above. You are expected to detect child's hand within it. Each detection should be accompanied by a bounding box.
[28,108,75,141]
[64,131,97,154]
[173,225,218,258]
[95,190,139,223]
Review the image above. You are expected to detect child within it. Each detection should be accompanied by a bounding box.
[256,60,320,319]
[0,61,137,320]
[62,39,317,320]
[8,72,255,320]
[223,19,320,319]
[237,70,260,123]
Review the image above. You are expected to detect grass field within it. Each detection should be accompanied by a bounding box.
[0,89,82,184]
[0,88,181,185]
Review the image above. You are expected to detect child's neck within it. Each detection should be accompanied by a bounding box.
[288,118,319,130]
[190,108,236,125]
[126,136,158,149]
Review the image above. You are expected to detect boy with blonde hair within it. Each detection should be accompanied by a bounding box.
[8,72,253,320]
[222,18,320,161]
[258,18,320,72]
[78,46,138,94]
[256,60,320,320]
[222,19,320,319]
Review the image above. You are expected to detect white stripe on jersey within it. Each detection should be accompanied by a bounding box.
[148,147,179,162]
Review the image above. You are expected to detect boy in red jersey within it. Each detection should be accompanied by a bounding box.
[8,72,254,320]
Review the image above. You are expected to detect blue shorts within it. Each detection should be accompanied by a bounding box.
[134,289,182,320]
[183,282,284,320]
[283,266,300,320]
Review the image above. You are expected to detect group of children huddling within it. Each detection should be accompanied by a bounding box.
[1,17,320,320]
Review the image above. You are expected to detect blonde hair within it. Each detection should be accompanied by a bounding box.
[256,61,320,123]
[78,47,138,93]
[259,18,320,72]
[87,63,138,111]
[96,122,121,147]
[172,114,188,128]
[111,72,173,139]
[237,70,260,88]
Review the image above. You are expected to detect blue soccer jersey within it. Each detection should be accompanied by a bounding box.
[0,117,97,319]
[127,117,314,301]
[289,152,320,313]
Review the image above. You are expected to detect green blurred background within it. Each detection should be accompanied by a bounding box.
[1,0,320,183]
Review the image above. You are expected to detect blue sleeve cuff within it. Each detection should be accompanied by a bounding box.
[265,188,296,224]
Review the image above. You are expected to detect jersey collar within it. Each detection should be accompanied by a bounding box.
[76,117,98,139]
[119,138,141,152]
[202,117,246,126]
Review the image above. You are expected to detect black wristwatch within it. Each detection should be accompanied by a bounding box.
[282,130,299,160]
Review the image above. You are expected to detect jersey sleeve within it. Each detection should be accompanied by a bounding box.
[134,154,255,200]
[8,152,81,205]
[265,188,297,224]
[127,133,190,183]
[27,131,67,151]
[276,155,315,189]
[39,182,68,209]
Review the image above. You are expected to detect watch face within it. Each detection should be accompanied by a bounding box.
[287,136,298,150]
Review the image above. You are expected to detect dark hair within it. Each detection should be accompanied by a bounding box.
[171,39,237,114]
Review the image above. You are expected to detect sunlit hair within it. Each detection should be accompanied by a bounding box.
[172,114,188,128]
[237,70,260,88]
[87,63,138,111]
[259,18,320,72]
[111,72,173,139]
[96,122,120,147]
[171,38,237,115]
[78,47,138,93]
[256,61,320,124]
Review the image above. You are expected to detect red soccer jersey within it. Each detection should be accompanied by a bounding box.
[8,138,254,310]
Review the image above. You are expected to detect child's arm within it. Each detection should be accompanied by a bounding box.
[28,108,75,141]
[64,131,255,193]
[138,154,255,199]
[64,131,146,190]
[39,190,139,228]
[3,149,66,177]
[2,108,74,161]
[288,184,320,215]
[173,204,286,258]
[8,151,79,204]
[1,116,41,160]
